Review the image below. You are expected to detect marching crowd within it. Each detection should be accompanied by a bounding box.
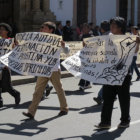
[0,16,140,129]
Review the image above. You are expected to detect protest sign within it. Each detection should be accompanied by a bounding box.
[0,32,62,77]
[62,35,137,85]
[60,41,83,59]
[0,38,14,68]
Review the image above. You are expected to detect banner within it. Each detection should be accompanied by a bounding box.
[0,32,62,77]
[62,35,137,85]
[60,41,83,59]
[0,38,14,68]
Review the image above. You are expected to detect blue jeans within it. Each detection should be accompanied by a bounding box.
[98,87,103,99]
[131,56,140,77]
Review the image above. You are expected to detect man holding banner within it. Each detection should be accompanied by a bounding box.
[22,22,69,119]
[95,17,138,129]
[62,17,138,129]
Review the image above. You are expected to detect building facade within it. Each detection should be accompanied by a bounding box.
[0,0,140,32]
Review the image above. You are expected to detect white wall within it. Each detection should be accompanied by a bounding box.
[50,0,73,25]
[96,0,116,25]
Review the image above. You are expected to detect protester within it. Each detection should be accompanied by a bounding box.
[89,22,94,36]
[63,20,73,41]
[95,17,137,129]
[93,20,110,105]
[130,26,140,81]
[78,23,92,91]
[23,21,69,119]
[93,26,101,36]
[0,23,20,108]
[55,22,63,36]
[76,23,83,40]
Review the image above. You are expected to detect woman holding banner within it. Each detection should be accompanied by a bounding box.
[0,23,20,108]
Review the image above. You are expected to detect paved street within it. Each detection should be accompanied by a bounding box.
[0,73,140,140]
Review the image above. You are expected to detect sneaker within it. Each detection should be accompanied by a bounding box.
[79,86,84,91]
[118,122,130,128]
[95,123,111,129]
[46,86,53,97]
[93,97,103,105]
[58,111,68,116]
[84,85,92,89]
[22,112,34,119]
[136,77,140,81]
[0,99,3,108]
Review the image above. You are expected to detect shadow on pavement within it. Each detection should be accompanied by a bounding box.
[65,90,93,96]
[54,128,127,140]
[130,92,140,98]
[0,115,60,136]
[14,101,81,111]
[79,105,102,114]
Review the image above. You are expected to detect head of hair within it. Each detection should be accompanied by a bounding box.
[56,22,62,27]
[100,20,110,32]
[66,20,71,24]
[89,22,94,26]
[42,21,56,33]
[83,23,90,29]
[0,23,12,37]
[110,17,126,34]
[131,26,138,30]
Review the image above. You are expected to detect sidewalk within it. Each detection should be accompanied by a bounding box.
[11,71,73,86]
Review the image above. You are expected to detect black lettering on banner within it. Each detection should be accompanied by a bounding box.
[41,66,52,75]
[42,35,49,42]
[10,52,17,57]
[48,58,58,66]
[44,56,51,63]
[8,59,24,71]
[38,34,46,42]
[47,36,53,43]
[33,33,40,41]
[0,39,13,47]
[43,46,51,54]
[49,48,58,56]
[34,54,43,62]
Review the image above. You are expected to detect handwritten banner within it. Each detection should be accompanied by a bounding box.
[60,41,82,59]
[62,35,137,85]
[0,38,14,68]
[0,32,62,77]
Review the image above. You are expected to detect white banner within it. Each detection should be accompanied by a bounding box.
[0,32,62,77]
[60,41,83,59]
[0,38,14,68]
[62,35,137,85]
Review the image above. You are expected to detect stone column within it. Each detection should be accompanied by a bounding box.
[25,0,31,13]
[116,0,119,16]
[134,0,138,25]
[43,0,50,13]
[72,0,77,27]
[138,0,140,24]
[92,0,96,25]
[32,0,41,12]
[127,0,131,25]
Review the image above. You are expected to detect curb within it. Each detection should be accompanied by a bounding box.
[12,71,73,86]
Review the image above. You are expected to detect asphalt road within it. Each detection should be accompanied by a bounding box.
[0,73,140,140]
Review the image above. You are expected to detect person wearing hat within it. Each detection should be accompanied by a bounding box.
[0,23,21,108]
[23,21,69,119]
